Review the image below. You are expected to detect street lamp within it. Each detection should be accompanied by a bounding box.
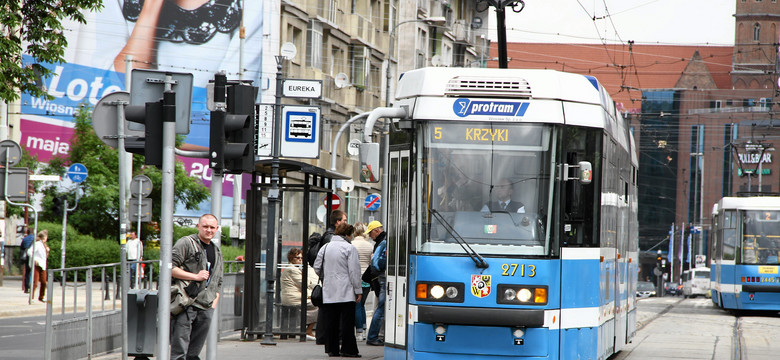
[379,15,445,225]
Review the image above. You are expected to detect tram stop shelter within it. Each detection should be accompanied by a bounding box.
[241,159,349,340]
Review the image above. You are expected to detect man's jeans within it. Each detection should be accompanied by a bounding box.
[366,277,386,342]
[170,306,213,360]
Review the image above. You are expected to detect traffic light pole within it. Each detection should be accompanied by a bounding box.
[157,85,177,360]
[116,96,130,360]
[206,73,227,360]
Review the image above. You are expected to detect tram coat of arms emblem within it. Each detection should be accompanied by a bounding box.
[471,274,491,298]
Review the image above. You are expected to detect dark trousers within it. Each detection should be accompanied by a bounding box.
[170,306,213,360]
[321,301,359,356]
[22,263,31,292]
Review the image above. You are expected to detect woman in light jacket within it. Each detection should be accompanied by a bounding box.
[280,248,319,339]
[27,230,49,302]
[313,223,362,358]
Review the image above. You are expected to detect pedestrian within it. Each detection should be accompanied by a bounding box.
[351,222,373,340]
[27,230,49,302]
[365,221,387,346]
[20,227,34,293]
[313,222,362,358]
[126,231,143,289]
[280,248,319,340]
[313,209,347,345]
[170,214,223,360]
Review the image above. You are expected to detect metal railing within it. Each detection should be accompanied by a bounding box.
[43,260,244,360]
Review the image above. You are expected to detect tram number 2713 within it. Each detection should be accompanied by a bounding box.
[501,263,537,277]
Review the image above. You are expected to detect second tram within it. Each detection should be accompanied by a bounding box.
[710,196,780,311]
[368,67,638,359]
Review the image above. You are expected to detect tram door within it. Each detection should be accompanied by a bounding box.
[386,149,412,348]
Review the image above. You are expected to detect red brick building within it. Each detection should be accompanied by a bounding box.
[489,0,780,277]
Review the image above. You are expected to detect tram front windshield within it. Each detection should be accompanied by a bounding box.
[421,122,553,256]
[742,210,780,265]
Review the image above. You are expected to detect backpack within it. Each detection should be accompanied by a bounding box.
[306,232,323,267]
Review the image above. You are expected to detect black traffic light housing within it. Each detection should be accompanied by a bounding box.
[52,196,64,216]
[209,80,256,174]
[125,100,164,167]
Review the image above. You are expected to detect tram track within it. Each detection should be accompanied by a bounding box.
[732,316,745,360]
[635,297,683,331]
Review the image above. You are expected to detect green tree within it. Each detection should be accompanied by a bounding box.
[43,105,210,239]
[0,0,102,102]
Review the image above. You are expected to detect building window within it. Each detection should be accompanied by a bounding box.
[351,45,368,88]
[416,28,428,68]
[753,23,761,41]
[307,21,323,70]
[287,24,303,64]
[330,46,344,77]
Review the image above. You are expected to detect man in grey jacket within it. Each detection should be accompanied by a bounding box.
[170,214,223,360]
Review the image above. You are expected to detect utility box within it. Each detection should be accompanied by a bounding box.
[128,289,158,359]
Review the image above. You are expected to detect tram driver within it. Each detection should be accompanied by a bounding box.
[481,178,525,214]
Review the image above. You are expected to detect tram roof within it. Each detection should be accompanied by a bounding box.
[717,196,780,211]
[396,67,608,106]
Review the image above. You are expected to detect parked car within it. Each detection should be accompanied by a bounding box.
[664,281,681,296]
[637,281,656,297]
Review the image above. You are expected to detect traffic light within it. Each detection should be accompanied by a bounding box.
[125,100,164,167]
[209,83,256,173]
[52,196,64,215]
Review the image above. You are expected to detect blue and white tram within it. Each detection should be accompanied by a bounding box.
[710,196,780,311]
[368,67,639,359]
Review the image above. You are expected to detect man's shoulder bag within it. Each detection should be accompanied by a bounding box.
[170,235,204,315]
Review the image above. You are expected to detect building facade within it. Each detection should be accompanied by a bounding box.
[265,0,488,236]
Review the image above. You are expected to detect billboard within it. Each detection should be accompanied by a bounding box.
[20,0,264,202]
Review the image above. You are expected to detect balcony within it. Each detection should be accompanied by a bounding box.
[348,13,378,46]
[453,20,475,44]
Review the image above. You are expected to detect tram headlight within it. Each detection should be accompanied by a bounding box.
[445,286,459,299]
[430,285,445,299]
[517,288,533,302]
[415,281,465,303]
[497,284,548,305]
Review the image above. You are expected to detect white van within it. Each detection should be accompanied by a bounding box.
[682,267,711,298]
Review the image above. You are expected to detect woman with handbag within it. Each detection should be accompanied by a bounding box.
[313,223,363,358]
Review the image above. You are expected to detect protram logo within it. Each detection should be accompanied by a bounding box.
[453,99,529,118]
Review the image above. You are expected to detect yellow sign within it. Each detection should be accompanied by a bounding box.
[758,266,778,274]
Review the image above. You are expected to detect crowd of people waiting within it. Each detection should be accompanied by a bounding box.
[279,210,387,358]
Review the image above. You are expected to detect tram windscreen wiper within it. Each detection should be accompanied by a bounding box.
[430,209,489,268]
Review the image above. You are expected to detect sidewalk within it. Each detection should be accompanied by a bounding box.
[0,276,385,359]
[92,334,386,360]
[0,276,119,318]
[0,276,52,318]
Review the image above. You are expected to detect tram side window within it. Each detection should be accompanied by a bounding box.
[560,127,600,247]
[722,210,737,261]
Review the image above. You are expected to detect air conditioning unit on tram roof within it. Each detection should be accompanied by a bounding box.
[444,76,533,98]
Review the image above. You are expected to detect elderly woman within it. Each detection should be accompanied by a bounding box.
[280,248,319,340]
[313,223,362,358]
